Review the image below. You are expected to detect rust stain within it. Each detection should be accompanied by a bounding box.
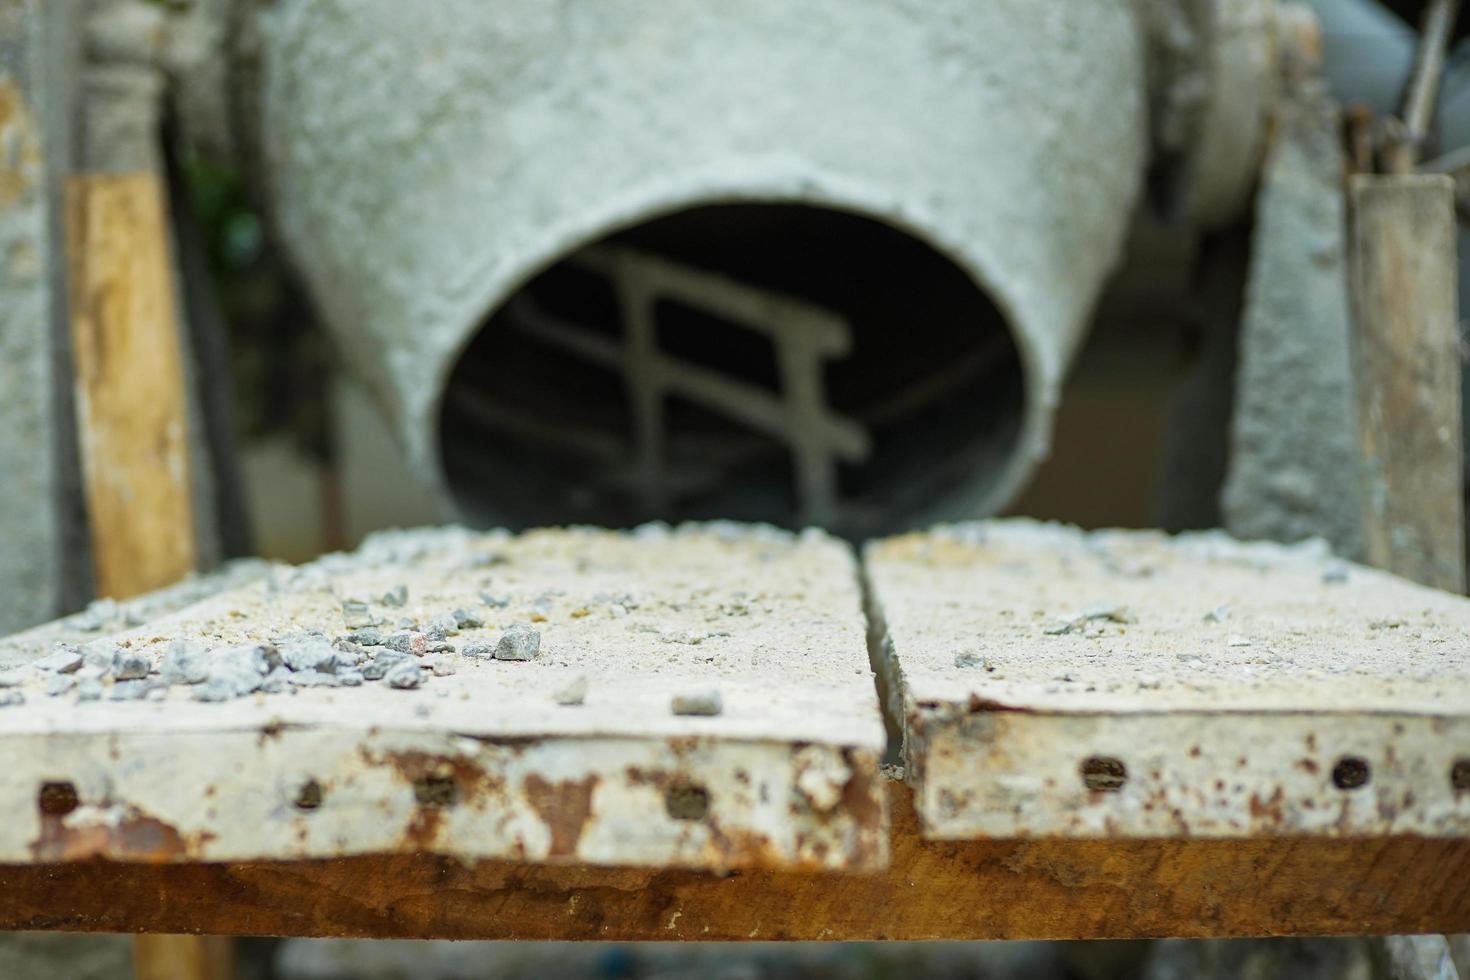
[382,750,498,805]
[701,818,784,869]
[1248,787,1285,827]
[403,807,445,850]
[965,694,1036,715]
[30,807,214,863]
[361,749,505,852]
[524,774,598,858]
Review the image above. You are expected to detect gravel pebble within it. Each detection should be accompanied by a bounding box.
[35,644,84,674]
[384,661,425,689]
[363,651,412,680]
[161,641,211,685]
[495,623,540,661]
[671,690,723,716]
[342,599,379,628]
[280,638,339,674]
[113,651,151,681]
[385,631,428,656]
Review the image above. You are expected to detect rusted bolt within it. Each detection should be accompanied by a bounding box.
[1331,756,1371,790]
[292,779,324,811]
[37,781,79,817]
[414,774,457,807]
[1450,758,1470,793]
[1080,756,1127,792]
[664,783,710,821]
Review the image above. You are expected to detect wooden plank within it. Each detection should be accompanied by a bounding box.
[865,521,1470,840]
[0,780,1464,941]
[65,171,196,599]
[0,526,887,871]
[1349,174,1465,593]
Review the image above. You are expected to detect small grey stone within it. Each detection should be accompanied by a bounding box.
[384,661,425,689]
[109,680,150,701]
[395,616,417,629]
[479,590,509,609]
[0,667,31,688]
[337,668,364,687]
[280,639,339,674]
[385,631,428,656]
[452,608,483,629]
[671,690,723,716]
[363,651,412,680]
[1322,560,1350,584]
[0,690,24,707]
[494,623,540,661]
[953,651,985,669]
[425,613,458,639]
[380,584,409,607]
[113,651,151,681]
[427,654,457,677]
[204,644,279,697]
[36,644,84,674]
[76,678,103,702]
[161,641,210,685]
[44,674,75,697]
[553,675,588,706]
[344,627,385,646]
[342,599,380,628]
[331,640,371,665]
[462,641,496,659]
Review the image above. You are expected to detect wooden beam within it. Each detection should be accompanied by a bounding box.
[65,172,196,599]
[0,781,1464,941]
[1349,174,1465,593]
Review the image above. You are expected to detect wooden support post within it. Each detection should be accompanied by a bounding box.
[133,935,235,980]
[65,173,197,598]
[1349,174,1466,593]
[65,171,231,979]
